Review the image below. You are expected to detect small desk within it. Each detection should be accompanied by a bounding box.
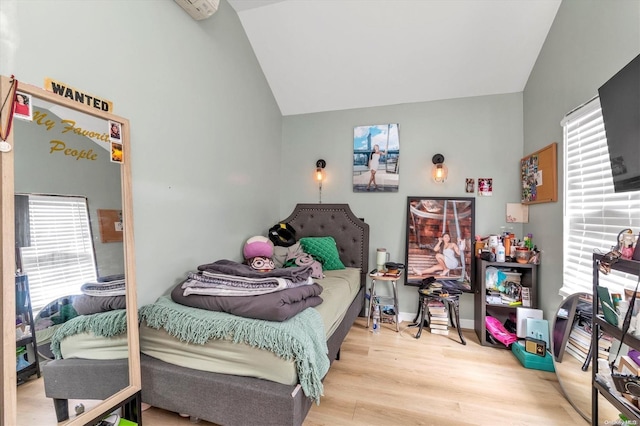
[367,272,401,332]
[410,287,466,345]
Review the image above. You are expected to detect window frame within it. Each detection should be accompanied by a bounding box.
[561,97,640,297]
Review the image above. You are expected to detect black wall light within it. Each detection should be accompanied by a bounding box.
[315,159,326,203]
[432,154,448,183]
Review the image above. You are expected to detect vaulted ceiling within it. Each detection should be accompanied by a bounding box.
[226,0,561,116]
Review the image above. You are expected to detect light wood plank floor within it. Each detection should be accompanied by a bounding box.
[19,318,599,425]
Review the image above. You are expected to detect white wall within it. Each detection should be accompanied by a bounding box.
[523,0,640,320]
[1,0,284,306]
[4,0,638,321]
[280,93,525,321]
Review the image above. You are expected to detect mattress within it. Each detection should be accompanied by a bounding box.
[58,331,129,359]
[48,309,129,360]
[37,324,128,360]
[139,267,361,385]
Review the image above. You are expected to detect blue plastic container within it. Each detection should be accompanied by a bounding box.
[511,340,555,372]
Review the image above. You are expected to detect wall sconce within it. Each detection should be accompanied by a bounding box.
[315,159,326,203]
[431,154,448,183]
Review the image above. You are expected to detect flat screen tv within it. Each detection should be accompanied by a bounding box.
[598,53,640,193]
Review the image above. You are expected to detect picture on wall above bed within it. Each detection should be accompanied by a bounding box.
[405,197,475,292]
[352,123,400,192]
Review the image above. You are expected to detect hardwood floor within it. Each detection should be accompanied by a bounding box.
[18,318,595,425]
[303,318,587,426]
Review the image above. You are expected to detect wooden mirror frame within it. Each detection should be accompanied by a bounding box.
[0,76,141,425]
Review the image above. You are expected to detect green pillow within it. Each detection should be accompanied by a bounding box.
[299,237,345,271]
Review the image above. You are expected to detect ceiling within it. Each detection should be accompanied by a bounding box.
[226,0,561,116]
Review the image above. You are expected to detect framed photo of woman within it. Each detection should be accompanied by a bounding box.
[352,123,400,192]
[404,196,475,291]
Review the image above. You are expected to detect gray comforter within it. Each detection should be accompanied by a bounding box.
[171,282,323,322]
[197,259,314,283]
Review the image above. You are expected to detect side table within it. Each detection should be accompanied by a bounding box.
[410,287,466,345]
[367,272,401,332]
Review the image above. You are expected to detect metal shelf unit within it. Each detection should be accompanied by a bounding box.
[592,253,640,425]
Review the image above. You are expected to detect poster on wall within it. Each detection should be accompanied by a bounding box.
[404,197,475,292]
[352,123,400,192]
[478,178,493,196]
[465,178,475,193]
[506,203,529,223]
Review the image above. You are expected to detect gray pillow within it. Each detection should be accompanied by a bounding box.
[72,295,126,315]
[272,242,303,269]
[272,245,289,268]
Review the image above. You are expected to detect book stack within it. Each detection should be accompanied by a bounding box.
[427,300,449,336]
[565,322,613,363]
[565,323,590,364]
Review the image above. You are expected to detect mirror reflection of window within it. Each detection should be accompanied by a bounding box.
[16,194,97,313]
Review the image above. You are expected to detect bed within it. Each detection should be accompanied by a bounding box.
[139,203,369,426]
[41,295,131,422]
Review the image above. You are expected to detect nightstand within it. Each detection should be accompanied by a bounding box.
[367,272,401,332]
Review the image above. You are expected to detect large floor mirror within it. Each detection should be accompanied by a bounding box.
[1,76,140,425]
[552,292,620,424]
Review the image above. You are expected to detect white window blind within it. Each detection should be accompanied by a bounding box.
[19,195,97,312]
[561,97,640,297]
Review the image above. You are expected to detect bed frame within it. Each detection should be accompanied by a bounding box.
[141,203,369,426]
[43,358,131,422]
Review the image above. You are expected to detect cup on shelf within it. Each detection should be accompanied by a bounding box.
[376,248,389,271]
[515,247,530,264]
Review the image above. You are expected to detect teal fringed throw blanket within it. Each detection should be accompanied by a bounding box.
[138,296,329,403]
[50,309,127,359]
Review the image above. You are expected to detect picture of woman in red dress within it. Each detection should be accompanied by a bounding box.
[14,93,31,118]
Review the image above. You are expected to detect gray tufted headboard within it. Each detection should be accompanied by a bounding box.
[280,204,370,287]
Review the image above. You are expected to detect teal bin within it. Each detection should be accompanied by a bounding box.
[512,340,555,372]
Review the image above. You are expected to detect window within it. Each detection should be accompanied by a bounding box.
[561,97,640,297]
[18,195,97,312]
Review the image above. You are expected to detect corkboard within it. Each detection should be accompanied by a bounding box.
[520,142,558,204]
[97,209,123,243]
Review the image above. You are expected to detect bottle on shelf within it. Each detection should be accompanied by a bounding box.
[372,304,380,334]
[496,238,506,262]
[504,237,511,261]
